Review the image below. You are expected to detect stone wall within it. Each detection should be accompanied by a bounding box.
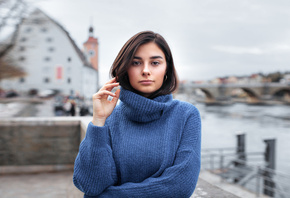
[0,118,81,166]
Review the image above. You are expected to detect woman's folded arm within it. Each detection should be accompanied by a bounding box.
[99,110,201,198]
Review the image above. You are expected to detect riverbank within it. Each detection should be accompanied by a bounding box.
[0,97,56,118]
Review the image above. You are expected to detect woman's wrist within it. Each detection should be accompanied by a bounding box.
[92,117,106,127]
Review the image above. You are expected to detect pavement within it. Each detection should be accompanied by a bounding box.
[198,170,269,198]
[0,171,82,198]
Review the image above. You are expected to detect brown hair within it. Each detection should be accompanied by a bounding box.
[110,31,178,99]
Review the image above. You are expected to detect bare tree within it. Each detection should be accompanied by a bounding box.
[0,0,28,83]
[0,55,26,80]
[0,0,28,58]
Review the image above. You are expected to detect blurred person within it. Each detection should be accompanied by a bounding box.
[70,99,76,116]
[73,31,201,197]
[79,104,89,116]
[63,99,71,116]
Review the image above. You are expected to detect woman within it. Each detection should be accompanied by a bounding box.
[73,31,201,198]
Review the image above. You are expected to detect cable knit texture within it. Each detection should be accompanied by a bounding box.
[73,88,201,198]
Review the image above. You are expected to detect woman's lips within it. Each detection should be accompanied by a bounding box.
[139,80,153,85]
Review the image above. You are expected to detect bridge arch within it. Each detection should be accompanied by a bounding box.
[199,88,214,99]
[240,88,261,104]
[272,88,290,103]
[199,88,216,103]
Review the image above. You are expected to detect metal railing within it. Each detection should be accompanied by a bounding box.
[201,147,290,198]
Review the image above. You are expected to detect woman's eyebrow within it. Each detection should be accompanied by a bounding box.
[133,56,164,59]
[133,56,142,60]
[150,56,163,59]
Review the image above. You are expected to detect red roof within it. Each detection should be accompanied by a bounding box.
[84,37,98,44]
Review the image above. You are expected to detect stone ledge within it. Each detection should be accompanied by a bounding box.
[0,117,81,126]
[0,164,74,175]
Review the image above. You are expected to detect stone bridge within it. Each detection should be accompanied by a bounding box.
[180,83,290,104]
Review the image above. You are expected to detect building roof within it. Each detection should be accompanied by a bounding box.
[25,9,97,71]
[84,37,98,45]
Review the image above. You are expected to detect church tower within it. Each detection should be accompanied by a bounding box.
[83,26,99,71]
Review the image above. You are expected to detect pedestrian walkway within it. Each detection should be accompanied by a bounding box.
[198,171,269,198]
[0,171,82,198]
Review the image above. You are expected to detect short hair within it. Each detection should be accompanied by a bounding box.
[110,31,178,99]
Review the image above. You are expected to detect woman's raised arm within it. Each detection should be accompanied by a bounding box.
[73,78,120,196]
[92,77,120,126]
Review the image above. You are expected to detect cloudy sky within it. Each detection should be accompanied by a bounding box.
[32,0,290,85]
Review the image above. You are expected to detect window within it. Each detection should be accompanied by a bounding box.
[33,19,42,24]
[67,78,71,84]
[46,37,53,42]
[20,37,27,42]
[19,46,25,51]
[67,57,71,62]
[25,27,32,33]
[19,56,25,61]
[44,77,50,83]
[19,78,25,83]
[48,47,54,52]
[44,57,51,62]
[41,27,47,32]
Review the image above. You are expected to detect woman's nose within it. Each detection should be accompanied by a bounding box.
[142,64,151,76]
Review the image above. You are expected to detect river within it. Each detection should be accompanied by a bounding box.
[176,94,290,175]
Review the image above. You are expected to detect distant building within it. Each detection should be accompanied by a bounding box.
[226,76,238,84]
[280,74,290,84]
[249,73,263,84]
[1,9,99,99]
[83,26,99,72]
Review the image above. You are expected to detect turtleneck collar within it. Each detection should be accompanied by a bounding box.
[119,87,174,122]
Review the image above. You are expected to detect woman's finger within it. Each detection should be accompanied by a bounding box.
[104,77,117,85]
[93,90,116,99]
[99,82,119,91]
[111,88,120,103]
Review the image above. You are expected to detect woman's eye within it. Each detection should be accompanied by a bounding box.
[152,61,160,66]
[132,61,141,66]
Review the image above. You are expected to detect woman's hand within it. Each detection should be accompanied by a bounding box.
[92,78,120,126]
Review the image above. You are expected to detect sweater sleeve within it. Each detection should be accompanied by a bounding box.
[73,122,118,197]
[98,107,201,198]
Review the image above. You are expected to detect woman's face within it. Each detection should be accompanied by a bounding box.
[127,42,167,97]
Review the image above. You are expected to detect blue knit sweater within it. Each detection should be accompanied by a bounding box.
[73,88,201,198]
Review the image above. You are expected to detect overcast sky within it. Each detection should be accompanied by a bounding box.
[32,0,290,85]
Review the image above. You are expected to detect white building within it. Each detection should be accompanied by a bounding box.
[1,9,99,99]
